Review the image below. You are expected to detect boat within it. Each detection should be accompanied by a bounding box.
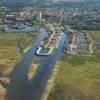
[36,31,63,56]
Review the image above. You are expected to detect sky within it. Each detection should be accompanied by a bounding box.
[55,0,87,1]
[52,0,99,2]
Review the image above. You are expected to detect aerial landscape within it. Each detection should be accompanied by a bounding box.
[0,0,100,100]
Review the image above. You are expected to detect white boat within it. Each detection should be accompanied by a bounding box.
[36,32,63,56]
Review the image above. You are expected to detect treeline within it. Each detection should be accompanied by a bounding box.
[65,15,100,30]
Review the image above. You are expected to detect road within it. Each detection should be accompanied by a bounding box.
[4,29,67,100]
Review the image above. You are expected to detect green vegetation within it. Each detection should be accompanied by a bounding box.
[0,9,6,18]
[88,31,100,40]
[48,53,100,100]
[64,12,100,30]
[88,31,100,50]
[0,32,38,72]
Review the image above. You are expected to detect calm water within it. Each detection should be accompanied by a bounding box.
[5,29,68,100]
[7,26,34,33]
[0,25,34,33]
[29,32,67,100]
[6,28,48,100]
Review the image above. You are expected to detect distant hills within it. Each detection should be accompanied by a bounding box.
[0,0,28,7]
[0,0,100,7]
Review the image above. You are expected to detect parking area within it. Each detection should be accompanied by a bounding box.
[64,30,90,54]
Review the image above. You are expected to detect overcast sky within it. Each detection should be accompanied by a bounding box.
[53,0,98,2]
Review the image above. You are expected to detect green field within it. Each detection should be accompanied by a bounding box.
[48,53,100,100]
[88,31,100,50]
[0,32,38,72]
[88,31,100,40]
